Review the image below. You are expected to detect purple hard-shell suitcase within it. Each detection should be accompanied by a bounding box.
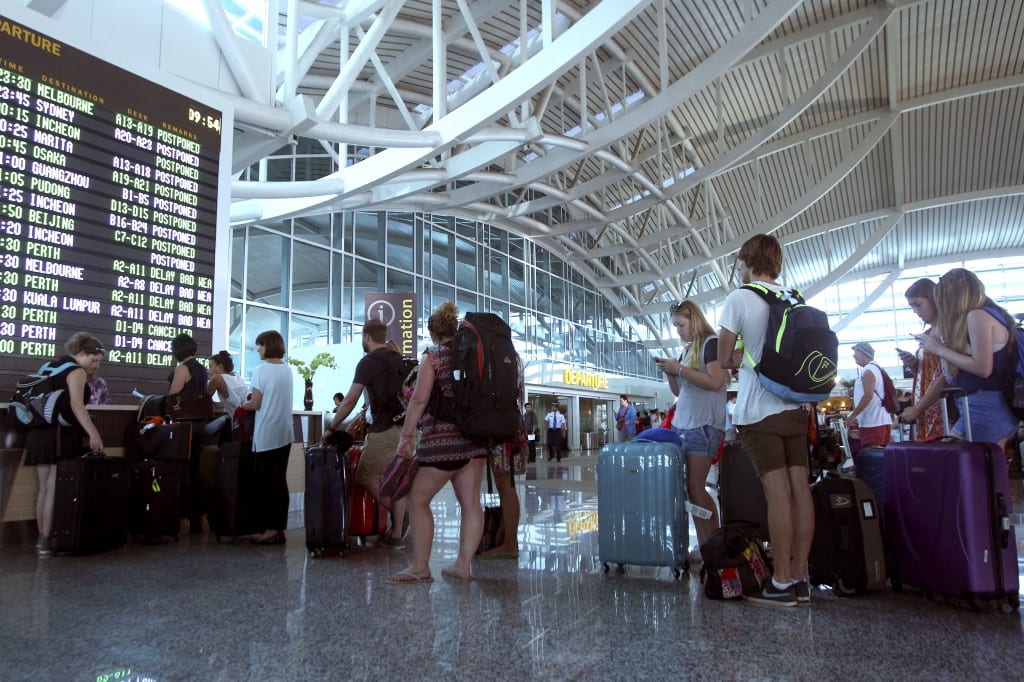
[597,441,689,578]
[884,391,1019,610]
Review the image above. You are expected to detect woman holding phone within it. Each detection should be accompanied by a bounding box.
[896,279,945,440]
[655,300,727,549]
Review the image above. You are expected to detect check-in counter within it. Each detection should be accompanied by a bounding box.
[0,405,321,524]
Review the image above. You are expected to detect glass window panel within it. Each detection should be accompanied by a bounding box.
[242,305,287,381]
[386,213,415,271]
[330,251,344,318]
[550,276,567,319]
[387,268,414,294]
[352,258,383,323]
[509,234,525,262]
[290,313,330,350]
[265,157,292,181]
[293,213,331,247]
[535,270,551,315]
[509,260,526,306]
[228,300,243,356]
[342,255,354,321]
[430,228,453,282]
[431,283,455,311]
[245,227,289,307]
[456,288,477,315]
[294,154,332,181]
[354,212,382,260]
[231,228,246,299]
[291,241,330,316]
[488,250,508,299]
[455,235,477,290]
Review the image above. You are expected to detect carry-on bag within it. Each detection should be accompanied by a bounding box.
[305,444,349,556]
[808,472,886,595]
[597,440,689,577]
[836,420,886,525]
[210,441,259,541]
[717,441,770,542]
[127,459,182,544]
[345,445,387,541]
[126,420,193,462]
[51,452,130,555]
[884,389,1019,611]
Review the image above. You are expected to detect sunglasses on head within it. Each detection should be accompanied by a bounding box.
[670,302,689,315]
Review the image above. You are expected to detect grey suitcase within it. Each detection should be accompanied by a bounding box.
[597,441,688,577]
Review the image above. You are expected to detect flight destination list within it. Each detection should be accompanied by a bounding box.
[0,15,222,382]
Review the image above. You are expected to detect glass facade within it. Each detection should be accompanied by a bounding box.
[230,146,658,381]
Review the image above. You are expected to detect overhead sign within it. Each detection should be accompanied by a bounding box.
[365,292,417,358]
[562,369,608,390]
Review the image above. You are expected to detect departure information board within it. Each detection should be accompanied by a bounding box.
[0,15,222,396]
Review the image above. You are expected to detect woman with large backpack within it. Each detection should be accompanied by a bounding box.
[22,332,106,556]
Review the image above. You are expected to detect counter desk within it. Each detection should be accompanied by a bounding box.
[0,405,322,524]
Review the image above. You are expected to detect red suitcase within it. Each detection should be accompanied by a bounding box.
[884,391,1019,611]
[346,445,387,541]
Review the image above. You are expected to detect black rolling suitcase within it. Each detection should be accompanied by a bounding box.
[718,441,770,541]
[127,459,182,544]
[808,473,886,595]
[305,444,349,556]
[51,453,130,555]
[211,441,259,541]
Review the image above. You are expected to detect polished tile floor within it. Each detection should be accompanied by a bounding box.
[2,453,1023,681]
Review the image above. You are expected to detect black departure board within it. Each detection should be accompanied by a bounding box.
[0,15,223,397]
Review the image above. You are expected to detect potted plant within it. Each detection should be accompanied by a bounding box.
[289,352,338,410]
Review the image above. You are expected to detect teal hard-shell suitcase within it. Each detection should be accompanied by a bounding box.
[597,441,688,577]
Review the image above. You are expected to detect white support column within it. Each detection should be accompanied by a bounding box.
[432,0,447,121]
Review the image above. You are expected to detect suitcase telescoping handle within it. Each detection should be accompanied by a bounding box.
[940,387,970,441]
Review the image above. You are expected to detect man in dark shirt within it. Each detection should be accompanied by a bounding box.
[323,320,408,548]
[523,403,538,463]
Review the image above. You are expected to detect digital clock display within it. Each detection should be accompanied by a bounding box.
[0,14,223,398]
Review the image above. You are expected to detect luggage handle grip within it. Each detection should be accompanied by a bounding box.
[996,492,1011,549]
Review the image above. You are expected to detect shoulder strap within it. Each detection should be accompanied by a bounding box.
[867,362,885,403]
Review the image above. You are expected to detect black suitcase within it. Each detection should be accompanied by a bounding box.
[808,473,886,595]
[210,441,259,541]
[127,459,182,543]
[126,421,193,461]
[717,441,770,541]
[305,444,349,556]
[51,453,130,555]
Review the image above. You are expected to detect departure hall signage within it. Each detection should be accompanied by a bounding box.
[0,16,221,393]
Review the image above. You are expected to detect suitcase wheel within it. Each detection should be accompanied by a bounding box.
[834,576,859,597]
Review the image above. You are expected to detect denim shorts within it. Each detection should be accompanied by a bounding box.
[953,390,1019,443]
[672,425,725,459]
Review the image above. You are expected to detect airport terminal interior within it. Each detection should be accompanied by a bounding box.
[2,0,1024,679]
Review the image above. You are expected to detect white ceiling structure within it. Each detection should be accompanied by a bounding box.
[39,0,1024,347]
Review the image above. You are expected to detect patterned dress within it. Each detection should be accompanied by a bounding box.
[913,334,945,441]
[413,343,498,467]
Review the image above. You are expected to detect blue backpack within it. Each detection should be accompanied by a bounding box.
[8,361,80,429]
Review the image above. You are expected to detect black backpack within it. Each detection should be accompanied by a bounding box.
[8,360,80,429]
[742,283,838,403]
[369,351,418,426]
[432,312,522,443]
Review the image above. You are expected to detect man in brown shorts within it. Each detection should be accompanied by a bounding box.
[717,234,816,607]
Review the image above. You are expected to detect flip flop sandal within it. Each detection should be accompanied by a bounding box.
[386,571,433,584]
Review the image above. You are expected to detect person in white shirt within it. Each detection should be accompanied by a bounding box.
[545,402,566,462]
[239,330,294,545]
[846,342,893,449]
[205,350,249,438]
[717,233,814,608]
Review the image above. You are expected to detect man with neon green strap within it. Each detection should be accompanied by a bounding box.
[717,233,815,608]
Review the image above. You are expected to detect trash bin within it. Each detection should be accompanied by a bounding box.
[582,432,596,451]
[598,429,608,447]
